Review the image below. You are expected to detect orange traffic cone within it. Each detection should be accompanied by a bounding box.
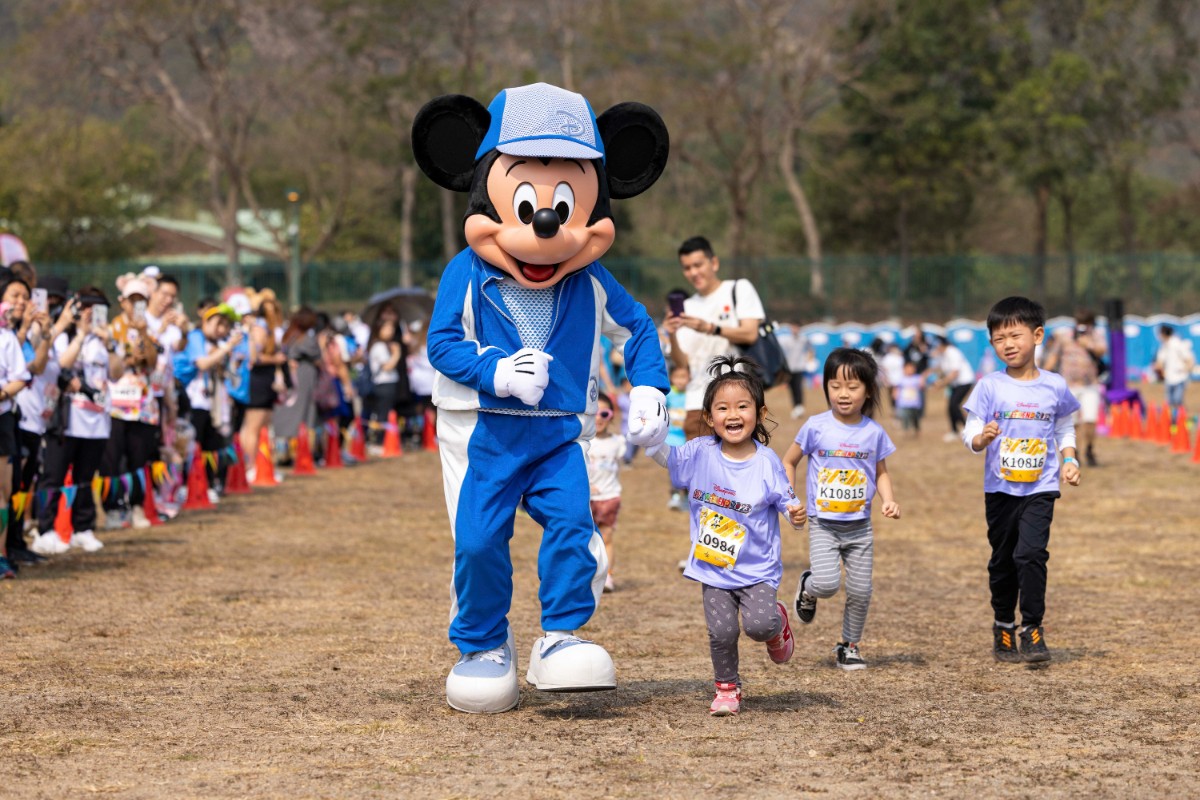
[142,465,164,526]
[349,417,368,461]
[225,440,252,494]
[253,428,278,487]
[293,424,318,475]
[1131,403,1146,440]
[1160,404,1175,444]
[1146,406,1162,445]
[1171,409,1191,454]
[1109,403,1124,438]
[182,449,214,511]
[422,408,438,452]
[324,421,344,468]
[1096,402,1109,437]
[382,411,403,458]
[53,470,75,543]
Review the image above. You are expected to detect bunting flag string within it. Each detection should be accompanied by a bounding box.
[103,477,112,501]
[62,485,78,508]
[12,491,28,520]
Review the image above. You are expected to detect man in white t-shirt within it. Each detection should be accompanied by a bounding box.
[933,336,977,442]
[663,236,764,439]
[1155,324,1195,419]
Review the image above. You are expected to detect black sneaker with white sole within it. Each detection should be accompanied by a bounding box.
[794,570,817,624]
[834,642,866,670]
[992,624,1021,663]
[1019,625,1051,663]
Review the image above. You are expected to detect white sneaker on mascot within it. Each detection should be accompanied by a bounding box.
[526,632,616,692]
[445,629,519,714]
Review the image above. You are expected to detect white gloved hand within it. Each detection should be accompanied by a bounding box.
[626,385,668,447]
[493,348,553,406]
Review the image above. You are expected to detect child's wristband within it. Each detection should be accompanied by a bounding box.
[1062,456,1079,467]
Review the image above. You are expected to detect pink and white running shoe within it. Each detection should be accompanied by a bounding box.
[709,681,742,716]
[766,601,795,664]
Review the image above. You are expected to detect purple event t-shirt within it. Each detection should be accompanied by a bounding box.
[794,411,897,521]
[961,369,1080,496]
[668,437,798,591]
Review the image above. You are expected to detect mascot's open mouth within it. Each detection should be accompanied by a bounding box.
[516,261,560,283]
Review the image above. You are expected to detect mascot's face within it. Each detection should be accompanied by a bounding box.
[411,83,669,288]
[465,154,615,289]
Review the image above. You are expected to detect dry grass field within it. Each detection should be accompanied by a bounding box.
[1,384,1197,799]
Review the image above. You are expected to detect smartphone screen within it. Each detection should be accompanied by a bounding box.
[92,304,108,327]
[32,288,48,313]
[133,299,147,323]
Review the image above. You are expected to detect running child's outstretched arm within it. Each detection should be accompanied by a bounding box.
[876,458,900,519]
[782,441,804,491]
[781,442,807,527]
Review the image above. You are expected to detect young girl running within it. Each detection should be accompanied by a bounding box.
[649,355,805,716]
[783,347,900,671]
[587,393,625,593]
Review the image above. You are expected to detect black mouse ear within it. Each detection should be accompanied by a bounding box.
[412,95,491,192]
[596,102,670,200]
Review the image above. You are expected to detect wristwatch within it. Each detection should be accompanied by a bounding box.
[712,324,722,337]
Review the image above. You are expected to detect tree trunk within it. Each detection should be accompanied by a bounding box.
[209,154,242,288]
[1033,183,1049,298]
[440,188,459,263]
[728,177,749,265]
[1060,190,1077,310]
[778,127,824,298]
[398,163,417,288]
[1112,163,1139,298]
[896,196,910,306]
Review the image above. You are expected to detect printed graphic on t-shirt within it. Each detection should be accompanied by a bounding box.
[999,437,1047,482]
[694,507,746,569]
[816,467,868,513]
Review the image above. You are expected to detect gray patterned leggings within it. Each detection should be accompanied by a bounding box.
[702,582,783,684]
[805,517,874,643]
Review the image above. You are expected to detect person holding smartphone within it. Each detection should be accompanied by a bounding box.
[100,278,162,529]
[30,287,122,556]
[662,236,766,441]
[0,276,33,577]
[9,288,75,567]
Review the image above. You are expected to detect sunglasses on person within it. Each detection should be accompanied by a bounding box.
[596,409,613,420]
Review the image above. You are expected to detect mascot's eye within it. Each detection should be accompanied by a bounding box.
[552,183,575,224]
[513,183,537,225]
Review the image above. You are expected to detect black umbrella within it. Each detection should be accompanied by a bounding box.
[361,287,435,329]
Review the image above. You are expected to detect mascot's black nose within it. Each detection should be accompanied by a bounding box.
[532,208,560,239]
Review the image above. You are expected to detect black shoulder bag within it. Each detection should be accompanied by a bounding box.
[732,280,788,388]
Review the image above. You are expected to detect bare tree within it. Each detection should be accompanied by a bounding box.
[771,1,855,299]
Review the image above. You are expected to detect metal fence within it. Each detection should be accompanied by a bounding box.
[37,252,1200,322]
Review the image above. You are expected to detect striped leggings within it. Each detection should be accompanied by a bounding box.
[805,518,874,643]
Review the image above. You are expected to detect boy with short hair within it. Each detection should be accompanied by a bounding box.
[961,297,1081,664]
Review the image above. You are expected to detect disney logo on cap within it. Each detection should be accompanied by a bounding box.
[555,110,584,137]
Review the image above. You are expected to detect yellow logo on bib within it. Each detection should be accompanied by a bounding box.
[999,437,1047,483]
[816,468,867,514]
[694,508,747,569]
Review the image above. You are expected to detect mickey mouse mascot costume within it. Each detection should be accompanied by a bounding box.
[412,83,671,713]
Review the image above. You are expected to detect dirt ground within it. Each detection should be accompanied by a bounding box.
[2,384,1197,799]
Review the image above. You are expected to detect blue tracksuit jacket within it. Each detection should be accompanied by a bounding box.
[428,248,668,653]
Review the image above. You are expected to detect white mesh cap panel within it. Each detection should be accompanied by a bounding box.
[496,83,602,159]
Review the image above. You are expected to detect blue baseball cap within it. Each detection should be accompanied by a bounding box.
[474,83,604,162]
